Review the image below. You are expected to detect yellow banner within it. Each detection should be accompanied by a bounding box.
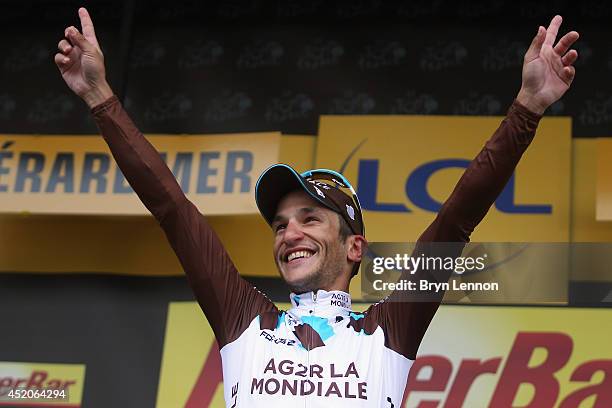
[413,306,612,407]
[156,303,612,407]
[316,115,572,242]
[571,139,612,282]
[0,135,313,277]
[597,138,612,221]
[0,362,85,406]
[0,133,280,215]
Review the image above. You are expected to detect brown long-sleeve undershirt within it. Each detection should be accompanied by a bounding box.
[92,96,541,357]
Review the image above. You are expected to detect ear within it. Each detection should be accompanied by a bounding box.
[346,235,368,263]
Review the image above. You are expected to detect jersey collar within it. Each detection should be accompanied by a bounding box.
[289,289,352,318]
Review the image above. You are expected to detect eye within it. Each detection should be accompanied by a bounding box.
[274,223,287,233]
[305,216,319,224]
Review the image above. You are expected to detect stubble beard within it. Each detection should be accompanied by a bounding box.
[283,246,346,294]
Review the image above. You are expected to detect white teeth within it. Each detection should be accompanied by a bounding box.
[287,250,314,262]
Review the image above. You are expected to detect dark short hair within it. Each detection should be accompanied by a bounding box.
[336,212,360,277]
[337,212,353,242]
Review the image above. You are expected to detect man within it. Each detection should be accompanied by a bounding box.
[55,8,578,407]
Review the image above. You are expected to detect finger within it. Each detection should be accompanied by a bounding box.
[65,26,93,52]
[561,65,576,85]
[524,26,546,63]
[561,49,578,66]
[544,15,562,46]
[554,31,579,55]
[58,39,72,55]
[78,7,100,49]
[54,52,72,71]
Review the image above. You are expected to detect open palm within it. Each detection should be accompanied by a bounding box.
[518,16,579,114]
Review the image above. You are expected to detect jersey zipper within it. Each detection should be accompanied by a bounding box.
[310,291,317,349]
[306,291,317,408]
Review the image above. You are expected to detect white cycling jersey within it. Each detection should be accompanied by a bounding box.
[221,289,411,407]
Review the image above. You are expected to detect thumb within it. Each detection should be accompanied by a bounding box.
[65,26,94,52]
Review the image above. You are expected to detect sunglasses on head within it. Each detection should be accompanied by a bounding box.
[300,168,364,235]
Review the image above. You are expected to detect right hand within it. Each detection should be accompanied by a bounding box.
[54,7,113,108]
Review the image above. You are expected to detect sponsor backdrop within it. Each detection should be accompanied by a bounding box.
[1,2,611,406]
[573,139,612,244]
[3,1,612,140]
[0,135,313,277]
[156,302,612,407]
[1,116,611,407]
[0,274,201,408]
[0,362,86,407]
[0,133,280,215]
[316,115,572,242]
[597,138,612,221]
[3,274,611,408]
[316,114,574,298]
[1,131,610,278]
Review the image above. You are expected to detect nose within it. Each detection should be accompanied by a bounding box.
[283,218,305,244]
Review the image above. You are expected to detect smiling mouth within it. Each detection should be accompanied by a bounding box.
[285,249,316,263]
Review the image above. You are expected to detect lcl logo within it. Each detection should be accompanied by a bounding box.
[355,159,552,214]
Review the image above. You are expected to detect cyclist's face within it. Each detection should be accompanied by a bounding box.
[272,191,347,293]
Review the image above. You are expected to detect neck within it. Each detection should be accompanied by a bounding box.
[289,289,352,314]
[290,271,350,295]
[292,283,349,295]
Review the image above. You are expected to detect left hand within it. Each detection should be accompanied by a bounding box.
[516,15,579,115]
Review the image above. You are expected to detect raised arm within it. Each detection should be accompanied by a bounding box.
[369,16,579,360]
[420,15,578,255]
[54,8,276,346]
